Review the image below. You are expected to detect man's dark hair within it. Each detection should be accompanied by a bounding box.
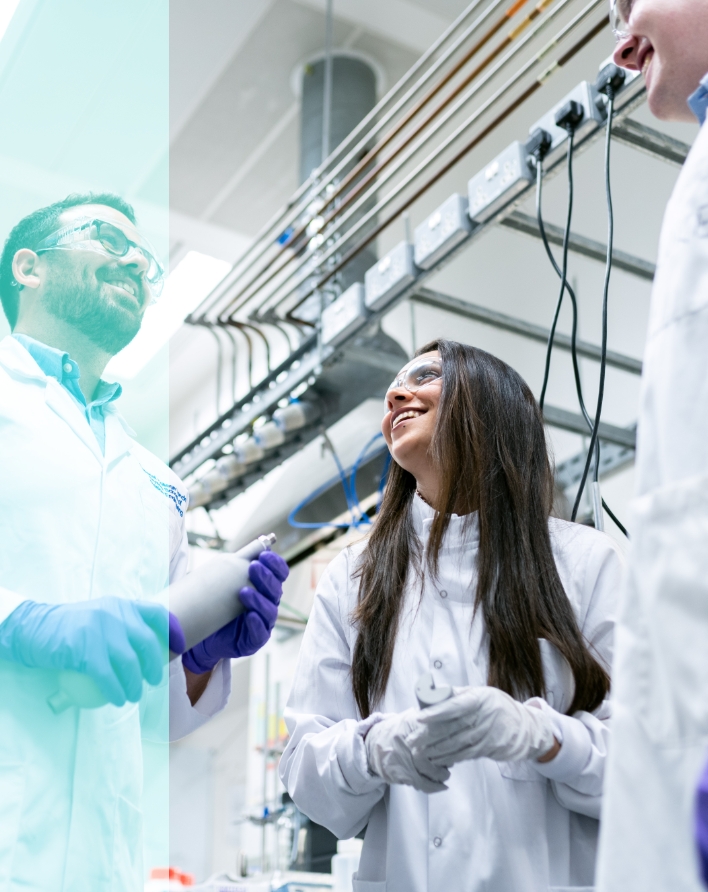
[0,192,137,329]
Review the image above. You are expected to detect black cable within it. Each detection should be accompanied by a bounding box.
[535,153,600,508]
[571,92,616,525]
[539,130,575,412]
[602,496,628,537]
[533,135,628,537]
[535,157,595,430]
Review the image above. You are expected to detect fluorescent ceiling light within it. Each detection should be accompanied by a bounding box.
[106,250,231,380]
[0,0,21,44]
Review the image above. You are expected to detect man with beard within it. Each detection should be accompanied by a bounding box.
[0,193,288,889]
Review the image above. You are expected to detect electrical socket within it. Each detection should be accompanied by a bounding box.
[528,81,605,167]
[321,282,368,347]
[364,242,418,311]
[414,193,473,270]
[467,141,535,223]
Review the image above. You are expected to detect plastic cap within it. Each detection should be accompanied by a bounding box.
[258,532,277,550]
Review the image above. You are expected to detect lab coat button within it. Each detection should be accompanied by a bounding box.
[439,590,448,598]
[434,660,442,669]
[433,837,442,847]
[63,362,73,374]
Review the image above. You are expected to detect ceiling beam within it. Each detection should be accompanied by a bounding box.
[412,287,643,375]
[611,118,691,167]
[500,210,656,282]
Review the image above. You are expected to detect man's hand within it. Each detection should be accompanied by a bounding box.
[181,551,289,677]
[0,597,168,706]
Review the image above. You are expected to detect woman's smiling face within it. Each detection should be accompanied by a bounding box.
[381,351,443,477]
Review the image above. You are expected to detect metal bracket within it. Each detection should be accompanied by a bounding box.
[411,288,642,376]
[542,406,636,450]
[500,210,656,282]
[555,436,636,492]
[611,118,690,167]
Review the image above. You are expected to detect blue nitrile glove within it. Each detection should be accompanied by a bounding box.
[0,597,168,706]
[182,551,289,674]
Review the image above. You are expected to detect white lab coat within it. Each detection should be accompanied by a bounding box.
[0,336,230,890]
[595,119,708,891]
[281,497,623,892]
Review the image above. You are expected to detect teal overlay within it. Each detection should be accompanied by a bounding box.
[0,1,170,888]
[12,334,122,454]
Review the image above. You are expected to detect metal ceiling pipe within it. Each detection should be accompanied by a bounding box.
[300,53,377,184]
[298,51,379,309]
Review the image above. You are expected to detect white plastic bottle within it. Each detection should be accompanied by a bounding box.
[331,838,363,892]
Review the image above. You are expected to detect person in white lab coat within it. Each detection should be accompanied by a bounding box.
[0,193,287,889]
[281,339,624,892]
[594,3,708,891]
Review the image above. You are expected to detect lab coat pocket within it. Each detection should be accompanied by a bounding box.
[352,876,386,892]
[0,764,25,888]
[626,474,708,746]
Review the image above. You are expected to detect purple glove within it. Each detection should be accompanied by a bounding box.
[696,753,708,887]
[169,611,186,655]
[182,550,289,674]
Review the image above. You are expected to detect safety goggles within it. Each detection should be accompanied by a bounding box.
[35,217,165,297]
[610,0,633,42]
[387,358,443,396]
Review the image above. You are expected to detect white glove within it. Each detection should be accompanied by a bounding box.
[365,709,451,794]
[407,686,557,766]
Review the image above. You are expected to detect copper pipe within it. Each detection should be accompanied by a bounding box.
[283,15,610,325]
[226,320,271,374]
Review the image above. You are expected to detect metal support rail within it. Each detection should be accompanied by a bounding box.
[542,405,636,449]
[500,210,656,281]
[611,118,691,166]
[555,437,635,491]
[411,287,643,374]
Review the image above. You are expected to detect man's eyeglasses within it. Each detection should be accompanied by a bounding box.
[610,0,633,42]
[34,217,165,296]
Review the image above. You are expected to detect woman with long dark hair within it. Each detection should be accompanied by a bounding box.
[280,339,623,892]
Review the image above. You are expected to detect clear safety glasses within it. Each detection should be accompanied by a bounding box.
[610,0,633,42]
[387,358,443,397]
[35,217,165,297]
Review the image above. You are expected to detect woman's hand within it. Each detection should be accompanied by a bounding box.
[407,686,558,766]
[365,709,451,793]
